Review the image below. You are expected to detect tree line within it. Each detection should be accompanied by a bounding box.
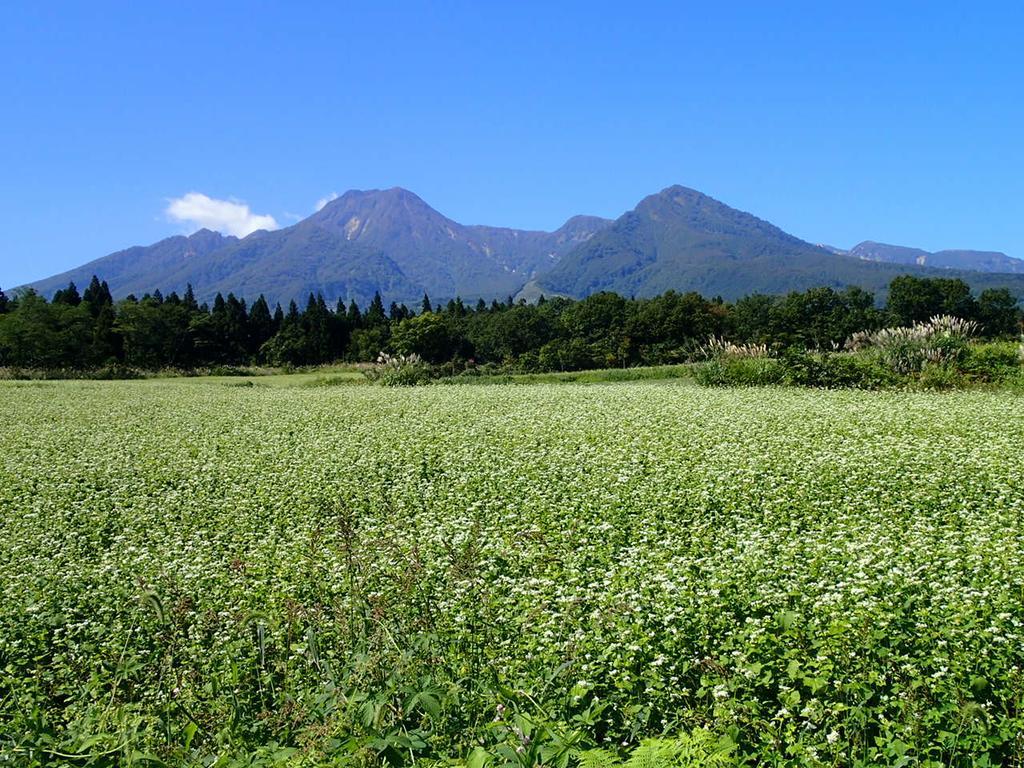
[0,274,1019,372]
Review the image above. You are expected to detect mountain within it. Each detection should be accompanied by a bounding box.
[849,241,1024,273]
[28,228,237,299]
[26,188,610,307]
[23,185,1024,306]
[529,186,1024,300]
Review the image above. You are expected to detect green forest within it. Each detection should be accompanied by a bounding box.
[0,275,1019,376]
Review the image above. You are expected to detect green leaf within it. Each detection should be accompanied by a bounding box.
[466,746,491,768]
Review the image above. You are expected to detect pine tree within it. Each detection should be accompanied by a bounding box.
[365,291,387,327]
[389,302,413,322]
[475,298,486,313]
[90,302,121,364]
[328,300,351,359]
[272,303,284,331]
[0,287,9,314]
[421,293,433,314]
[248,295,275,352]
[311,294,331,362]
[346,300,362,328]
[82,276,112,316]
[53,282,82,306]
[183,284,199,312]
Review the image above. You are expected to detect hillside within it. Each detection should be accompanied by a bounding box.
[24,185,1024,306]
[849,241,1024,273]
[27,189,610,307]
[28,229,237,299]
[532,186,1024,300]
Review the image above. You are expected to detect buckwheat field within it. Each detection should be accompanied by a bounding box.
[1,379,1022,767]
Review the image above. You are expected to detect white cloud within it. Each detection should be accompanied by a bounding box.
[315,192,339,212]
[166,192,278,237]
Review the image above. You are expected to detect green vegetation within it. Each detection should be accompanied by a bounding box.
[533,186,1024,302]
[694,316,1024,390]
[2,275,1021,382]
[2,379,1024,766]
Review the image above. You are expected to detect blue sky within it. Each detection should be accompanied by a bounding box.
[2,1,1023,288]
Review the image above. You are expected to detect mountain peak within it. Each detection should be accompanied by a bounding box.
[325,186,423,205]
[188,228,231,243]
[313,186,437,223]
[634,185,720,215]
[24,184,1024,307]
[657,184,706,199]
[850,240,1024,273]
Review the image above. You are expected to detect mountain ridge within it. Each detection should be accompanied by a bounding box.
[848,240,1024,273]
[22,185,1024,306]
[531,186,1024,300]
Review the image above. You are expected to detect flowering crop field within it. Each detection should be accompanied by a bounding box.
[1,379,1023,767]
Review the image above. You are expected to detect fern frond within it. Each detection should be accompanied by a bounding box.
[577,747,621,768]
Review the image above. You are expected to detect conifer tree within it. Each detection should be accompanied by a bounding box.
[365,291,387,327]
[53,282,82,306]
[310,294,332,362]
[0,287,9,314]
[90,302,120,364]
[248,295,275,352]
[421,293,432,314]
[183,284,199,312]
[346,300,362,328]
[82,276,113,316]
[328,301,351,359]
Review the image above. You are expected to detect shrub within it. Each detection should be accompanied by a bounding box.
[0,364,145,381]
[960,343,1022,383]
[846,315,977,375]
[207,365,252,377]
[821,353,901,388]
[916,361,964,390]
[694,357,784,387]
[363,352,433,386]
[695,336,770,361]
[778,349,902,389]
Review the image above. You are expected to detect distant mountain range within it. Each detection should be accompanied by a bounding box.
[23,185,1024,306]
[845,241,1024,274]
